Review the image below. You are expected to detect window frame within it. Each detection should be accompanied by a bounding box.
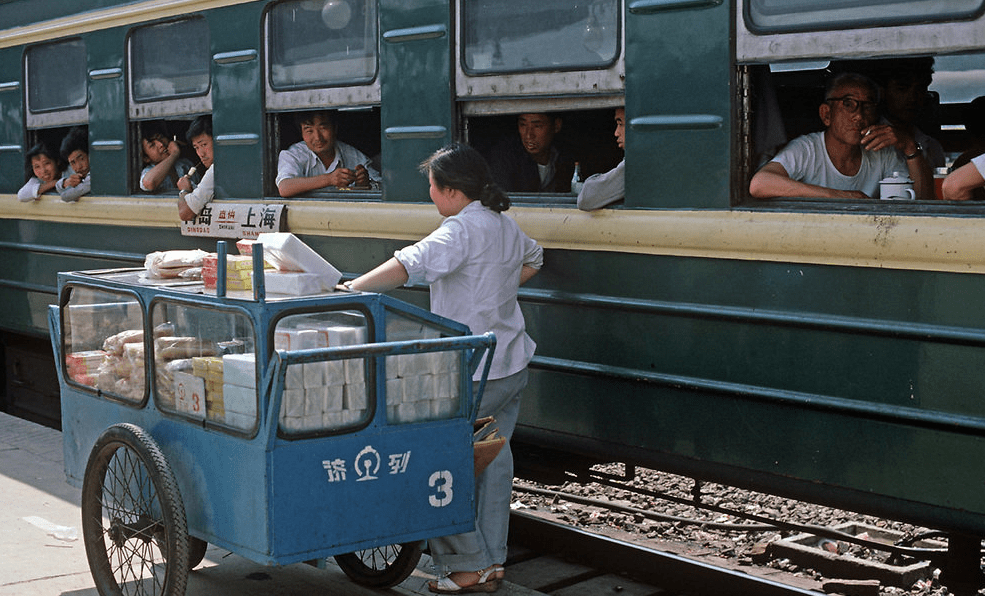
[61,284,148,407]
[127,17,213,120]
[24,38,88,129]
[743,0,985,35]
[148,296,259,436]
[263,0,381,112]
[454,0,625,116]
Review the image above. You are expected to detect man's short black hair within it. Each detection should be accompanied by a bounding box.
[186,115,213,143]
[60,126,88,161]
[294,110,336,129]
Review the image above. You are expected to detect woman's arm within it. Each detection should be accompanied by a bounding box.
[347,258,409,292]
[519,264,539,285]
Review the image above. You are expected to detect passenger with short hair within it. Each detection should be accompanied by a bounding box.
[942,154,985,201]
[275,110,380,197]
[17,143,64,202]
[488,112,574,193]
[749,72,934,200]
[858,57,946,169]
[176,115,215,221]
[577,107,626,211]
[139,122,193,193]
[57,126,91,203]
[344,143,542,595]
[943,96,985,201]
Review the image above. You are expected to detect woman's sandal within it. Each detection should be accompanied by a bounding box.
[428,565,505,594]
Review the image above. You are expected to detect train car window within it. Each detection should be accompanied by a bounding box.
[268,109,382,198]
[131,119,197,194]
[741,52,985,205]
[462,0,619,74]
[274,311,371,436]
[745,0,984,33]
[267,0,378,89]
[151,300,257,432]
[130,19,210,102]
[466,108,623,205]
[24,38,87,129]
[63,286,145,405]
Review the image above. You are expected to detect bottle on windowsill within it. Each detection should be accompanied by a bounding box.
[571,162,583,195]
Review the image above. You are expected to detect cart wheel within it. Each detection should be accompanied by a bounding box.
[81,423,189,596]
[187,537,208,570]
[334,541,423,588]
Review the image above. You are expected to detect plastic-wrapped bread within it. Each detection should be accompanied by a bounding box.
[155,336,218,360]
[144,249,210,279]
[103,329,143,356]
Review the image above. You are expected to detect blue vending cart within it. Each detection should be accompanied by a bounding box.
[49,246,495,596]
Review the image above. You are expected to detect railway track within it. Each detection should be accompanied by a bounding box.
[504,511,823,596]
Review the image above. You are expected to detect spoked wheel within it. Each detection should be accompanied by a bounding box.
[334,541,423,588]
[81,423,189,596]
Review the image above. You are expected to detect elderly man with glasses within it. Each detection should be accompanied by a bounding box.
[749,72,934,200]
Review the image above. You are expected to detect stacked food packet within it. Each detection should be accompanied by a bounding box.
[144,249,209,279]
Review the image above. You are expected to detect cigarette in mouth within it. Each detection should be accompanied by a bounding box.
[864,129,872,136]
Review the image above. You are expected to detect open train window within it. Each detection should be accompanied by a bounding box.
[741,51,985,205]
[264,0,380,112]
[266,108,381,198]
[464,105,623,205]
[128,18,212,119]
[24,38,87,129]
[130,119,198,195]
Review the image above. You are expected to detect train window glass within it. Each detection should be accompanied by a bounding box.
[150,301,256,431]
[130,19,210,102]
[267,0,378,89]
[63,286,144,404]
[462,0,619,74]
[26,39,87,113]
[384,312,461,425]
[269,109,382,197]
[274,311,370,435]
[745,0,984,33]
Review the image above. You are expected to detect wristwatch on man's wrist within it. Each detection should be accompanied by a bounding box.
[905,143,923,160]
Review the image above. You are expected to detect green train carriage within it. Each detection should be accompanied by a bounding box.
[3,0,985,591]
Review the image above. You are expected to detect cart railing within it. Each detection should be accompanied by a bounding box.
[263,332,497,435]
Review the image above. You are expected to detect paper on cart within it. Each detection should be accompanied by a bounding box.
[255,233,341,291]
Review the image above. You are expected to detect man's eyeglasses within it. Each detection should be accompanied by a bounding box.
[825,96,879,115]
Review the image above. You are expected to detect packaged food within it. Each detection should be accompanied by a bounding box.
[145,249,210,279]
[103,329,143,356]
[155,336,218,360]
[255,233,342,289]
